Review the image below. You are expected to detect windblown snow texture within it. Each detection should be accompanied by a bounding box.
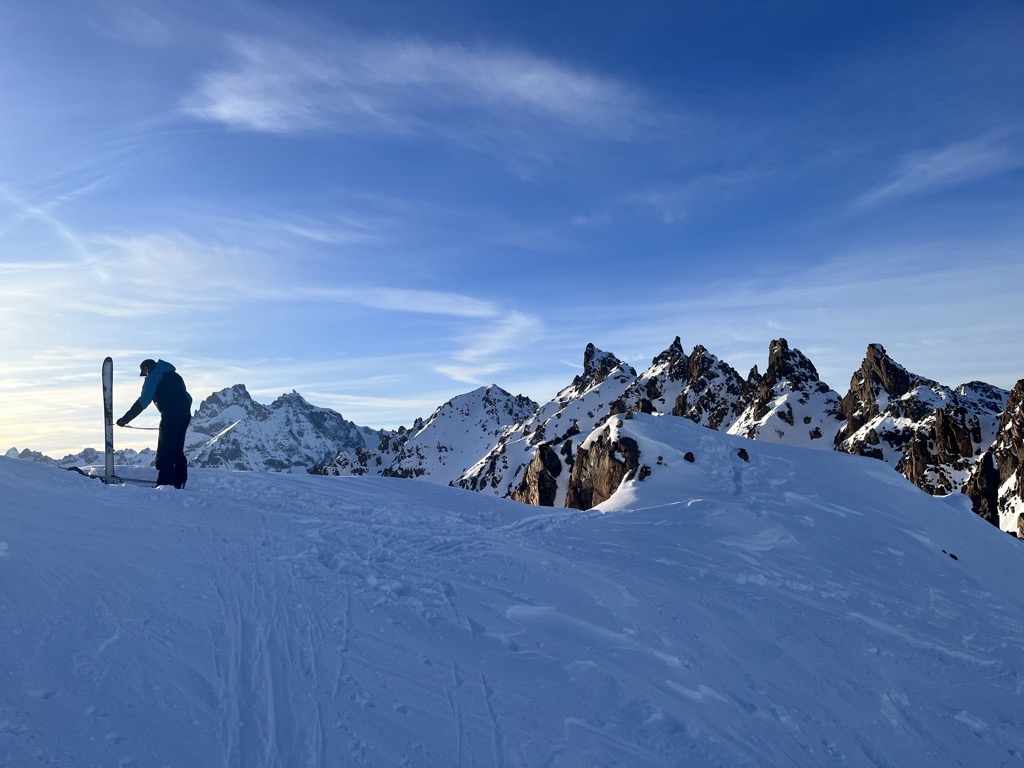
[1,420,1022,767]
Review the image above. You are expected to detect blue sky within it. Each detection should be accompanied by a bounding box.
[2,0,1023,455]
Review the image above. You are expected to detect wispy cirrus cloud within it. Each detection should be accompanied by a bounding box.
[436,311,544,384]
[303,285,501,319]
[856,131,1024,208]
[626,166,770,224]
[181,34,652,144]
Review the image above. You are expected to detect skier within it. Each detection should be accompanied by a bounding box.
[117,359,193,489]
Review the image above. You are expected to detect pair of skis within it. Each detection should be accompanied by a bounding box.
[97,357,156,487]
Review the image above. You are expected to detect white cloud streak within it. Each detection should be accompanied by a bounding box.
[302,286,500,319]
[182,34,649,144]
[437,311,544,384]
[856,131,1024,208]
[628,167,769,223]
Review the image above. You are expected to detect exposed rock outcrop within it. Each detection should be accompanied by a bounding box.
[835,344,921,460]
[565,422,643,510]
[833,346,1005,498]
[670,345,749,430]
[964,379,1024,534]
[620,337,691,413]
[511,444,562,506]
[458,338,1015,527]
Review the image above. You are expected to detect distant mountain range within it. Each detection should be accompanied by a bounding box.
[9,338,1023,537]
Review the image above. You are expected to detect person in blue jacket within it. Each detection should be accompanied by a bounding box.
[117,359,193,489]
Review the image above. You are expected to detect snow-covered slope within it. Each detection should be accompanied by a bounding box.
[2,429,1022,767]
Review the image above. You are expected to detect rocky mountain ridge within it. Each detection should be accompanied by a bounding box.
[450,337,1018,535]
[185,384,383,472]
[11,339,1022,535]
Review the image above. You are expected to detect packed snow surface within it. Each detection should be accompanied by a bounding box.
[2,416,1023,767]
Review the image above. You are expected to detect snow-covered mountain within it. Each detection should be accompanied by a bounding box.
[457,343,638,505]
[834,343,1007,495]
[313,384,539,483]
[727,337,844,447]
[10,339,1022,534]
[184,384,384,472]
[4,445,157,471]
[2,417,1022,766]
[456,338,1019,534]
[609,337,751,429]
[383,385,538,483]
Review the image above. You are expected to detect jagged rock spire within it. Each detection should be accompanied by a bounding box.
[729,338,842,445]
[569,343,633,396]
[964,379,1024,533]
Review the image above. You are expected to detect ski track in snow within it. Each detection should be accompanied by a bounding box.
[1,434,1024,767]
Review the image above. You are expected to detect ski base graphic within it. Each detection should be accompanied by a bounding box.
[102,357,114,484]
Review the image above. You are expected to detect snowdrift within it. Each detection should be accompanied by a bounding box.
[1,417,1022,767]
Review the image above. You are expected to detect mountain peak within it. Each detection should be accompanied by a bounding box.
[729,339,841,446]
[764,337,825,391]
[191,384,268,430]
[858,343,921,398]
[583,342,624,377]
[570,344,635,396]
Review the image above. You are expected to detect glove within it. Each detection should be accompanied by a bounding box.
[116,418,127,427]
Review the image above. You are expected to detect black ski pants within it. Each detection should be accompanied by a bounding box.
[156,412,191,489]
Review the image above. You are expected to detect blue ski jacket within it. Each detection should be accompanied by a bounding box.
[120,360,193,424]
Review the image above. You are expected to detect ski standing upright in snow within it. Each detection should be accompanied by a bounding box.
[102,357,114,483]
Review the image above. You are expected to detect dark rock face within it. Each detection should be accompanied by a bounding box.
[573,343,629,395]
[760,339,823,403]
[896,404,985,495]
[833,345,1006,498]
[964,379,1024,534]
[511,444,562,507]
[621,337,691,413]
[964,451,1001,525]
[565,425,642,510]
[835,344,920,452]
[670,345,748,430]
